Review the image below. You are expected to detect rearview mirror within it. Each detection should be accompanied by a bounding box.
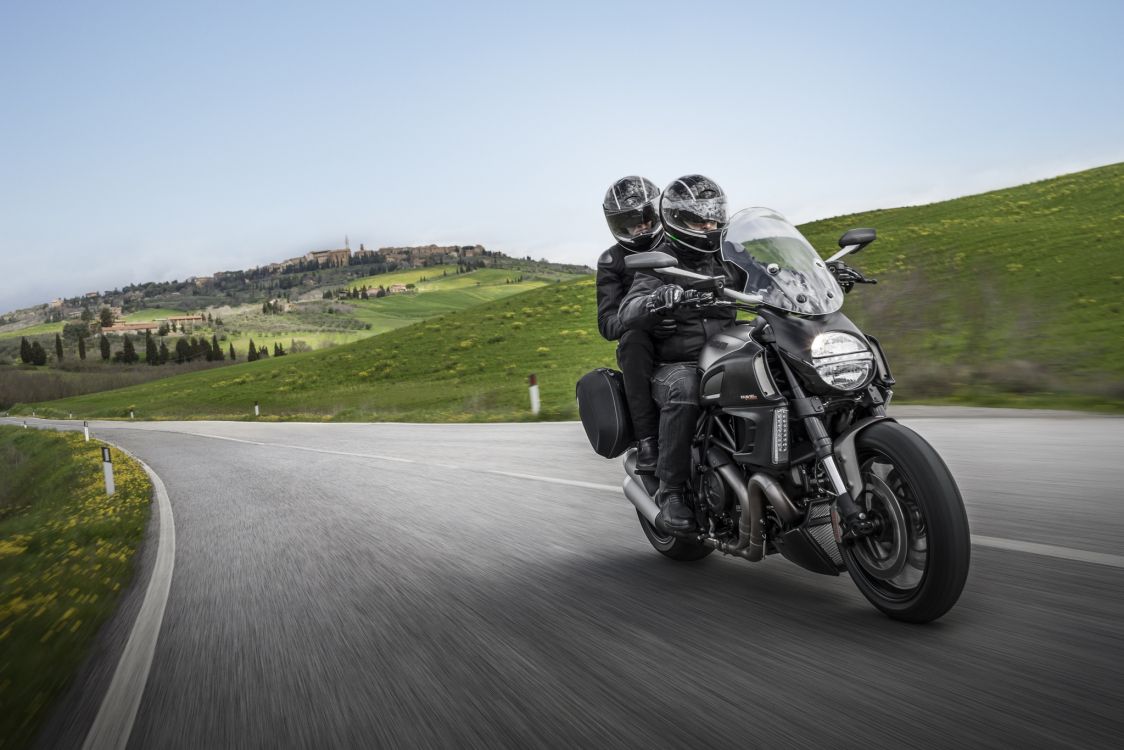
[838,228,876,250]
[625,251,679,270]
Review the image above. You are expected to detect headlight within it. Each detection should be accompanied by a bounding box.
[811,332,874,391]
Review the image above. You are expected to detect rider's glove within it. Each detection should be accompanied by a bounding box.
[827,261,868,293]
[652,318,677,339]
[647,284,684,313]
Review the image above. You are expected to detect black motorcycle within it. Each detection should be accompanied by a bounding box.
[579,208,970,623]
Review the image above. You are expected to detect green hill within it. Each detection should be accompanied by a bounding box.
[13,163,1124,420]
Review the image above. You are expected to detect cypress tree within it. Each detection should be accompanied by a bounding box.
[121,334,138,364]
[212,334,224,360]
[30,341,47,366]
[247,338,258,362]
[229,343,236,360]
[158,341,169,364]
[145,330,158,365]
[20,337,31,364]
[175,338,190,364]
[78,336,87,360]
[258,345,269,359]
[55,333,64,362]
[99,334,111,361]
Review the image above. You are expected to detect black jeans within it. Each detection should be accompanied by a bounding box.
[616,329,659,441]
[649,363,700,486]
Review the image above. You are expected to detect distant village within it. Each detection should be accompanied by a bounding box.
[32,243,495,325]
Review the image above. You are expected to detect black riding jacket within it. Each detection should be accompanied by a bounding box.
[619,240,737,363]
[595,243,635,341]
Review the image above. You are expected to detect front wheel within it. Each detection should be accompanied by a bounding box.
[637,511,713,562]
[842,421,970,623]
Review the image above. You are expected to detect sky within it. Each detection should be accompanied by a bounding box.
[2,0,1122,312]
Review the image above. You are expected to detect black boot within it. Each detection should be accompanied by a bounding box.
[657,483,697,535]
[635,437,658,475]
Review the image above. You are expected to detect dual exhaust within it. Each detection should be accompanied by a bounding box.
[621,449,799,562]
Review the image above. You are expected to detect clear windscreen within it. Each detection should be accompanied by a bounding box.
[720,207,843,315]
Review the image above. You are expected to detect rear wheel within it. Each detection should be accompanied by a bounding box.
[637,511,713,561]
[842,421,970,623]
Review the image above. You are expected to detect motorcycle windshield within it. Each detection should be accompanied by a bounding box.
[721,207,843,315]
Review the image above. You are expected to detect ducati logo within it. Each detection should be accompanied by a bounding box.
[740,394,758,401]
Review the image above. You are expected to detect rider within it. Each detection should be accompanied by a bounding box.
[597,176,671,474]
[618,175,736,534]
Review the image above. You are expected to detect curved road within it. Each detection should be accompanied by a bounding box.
[7,409,1123,749]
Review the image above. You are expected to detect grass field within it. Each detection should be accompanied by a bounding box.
[0,427,151,749]
[12,163,1124,420]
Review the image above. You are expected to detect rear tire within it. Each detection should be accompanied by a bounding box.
[637,510,713,561]
[843,421,970,623]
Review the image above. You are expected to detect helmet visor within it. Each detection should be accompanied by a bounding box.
[606,202,661,243]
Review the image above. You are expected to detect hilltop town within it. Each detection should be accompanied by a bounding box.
[1,243,588,330]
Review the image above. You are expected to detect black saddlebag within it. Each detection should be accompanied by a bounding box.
[576,368,634,458]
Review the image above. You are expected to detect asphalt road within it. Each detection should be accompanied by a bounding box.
[7,410,1123,749]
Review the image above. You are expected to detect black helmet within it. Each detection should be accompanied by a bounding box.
[602,176,664,252]
[661,174,727,254]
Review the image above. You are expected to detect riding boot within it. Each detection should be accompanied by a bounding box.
[657,483,697,535]
[635,436,658,475]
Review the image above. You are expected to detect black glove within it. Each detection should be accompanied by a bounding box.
[647,284,684,312]
[827,261,873,293]
[653,318,677,339]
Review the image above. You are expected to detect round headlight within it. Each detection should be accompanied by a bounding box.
[811,332,874,391]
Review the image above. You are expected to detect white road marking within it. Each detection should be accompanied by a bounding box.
[181,432,1124,570]
[971,535,1124,569]
[83,450,176,750]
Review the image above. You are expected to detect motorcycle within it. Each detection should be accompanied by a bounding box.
[583,207,970,623]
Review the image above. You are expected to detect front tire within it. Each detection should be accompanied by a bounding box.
[637,511,713,562]
[842,421,970,623]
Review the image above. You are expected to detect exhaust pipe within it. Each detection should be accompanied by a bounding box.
[623,478,661,527]
[622,450,662,527]
[706,448,800,562]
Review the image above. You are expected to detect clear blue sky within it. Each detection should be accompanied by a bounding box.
[2,0,1121,311]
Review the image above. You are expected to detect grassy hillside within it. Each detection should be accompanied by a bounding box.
[15,278,613,421]
[13,163,1124,420]
[797,162,1124,402]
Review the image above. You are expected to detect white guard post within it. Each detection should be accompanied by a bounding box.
[84,421,90,442]
[529,373,541,416]
[102,447,116,496]
[254,401,260,417]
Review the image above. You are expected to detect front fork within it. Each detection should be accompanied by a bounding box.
[774,355,875,542]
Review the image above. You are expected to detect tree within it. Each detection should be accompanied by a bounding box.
[19,337,31,364]
[80,306,93,322]
[145,330,158,365]
[55,333,64,362]
[120,334,139,364]
[175,338,190,364]
[158,341,169,364]
[229,343,236,360]
[99,306,115,328]
[78,336,87,360]
[158,322,170,336]
[247,338,258,362]
[63,321,91,341]
[30,341,47,366]
[172,320,178,333]
[258,345,269,359]
[100,334,111,361]
[211,334,223,360]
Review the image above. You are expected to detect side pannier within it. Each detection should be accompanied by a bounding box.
[576,368,634,458]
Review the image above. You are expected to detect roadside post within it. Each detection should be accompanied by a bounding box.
[101,447,116,495]
[69,412,73,419]
[84,421,90,442]
[23,420,28,429]
[130,410,135,420]
[529,373,541,416]
[254,400,260,417]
